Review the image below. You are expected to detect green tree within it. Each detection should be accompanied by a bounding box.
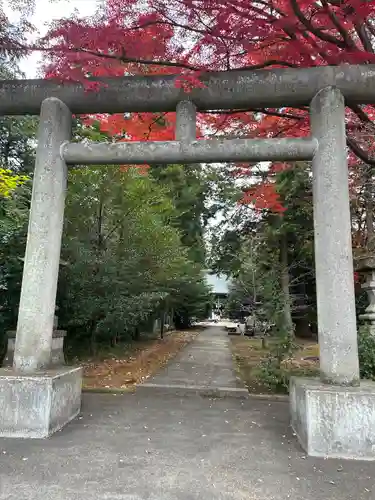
[149,164,207,263]
[0,59,35,352]
[56,159,210,354]
[1,114,212,361]
[59,165,170,349]
[168,261,212,329]
[150,163,237,264]
[0,180,31,346]
[218,163,315,336]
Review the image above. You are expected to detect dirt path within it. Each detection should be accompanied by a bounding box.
[82,329,200,390]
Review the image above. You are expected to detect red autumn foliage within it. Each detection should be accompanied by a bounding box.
[38,0,375,212]
[240,183,286,213]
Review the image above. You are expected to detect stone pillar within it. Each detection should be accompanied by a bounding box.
[13,98,72,373]
[310,86,359,386]
[175,100,196,142]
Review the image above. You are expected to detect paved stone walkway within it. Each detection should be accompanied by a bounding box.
[141,326,248,397]
[1,326,375,500]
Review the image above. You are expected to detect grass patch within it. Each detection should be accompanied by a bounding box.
[230,336,319,394]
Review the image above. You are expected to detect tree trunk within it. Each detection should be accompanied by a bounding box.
[294,317,313,339]
[111,333,119,346]
[89,320,97,356]
[160,311,165,339]
[133,326,141,341]
[280,233,294,338]
[170,308,174,329]
[174,311,190,330]
[249,239,257,304]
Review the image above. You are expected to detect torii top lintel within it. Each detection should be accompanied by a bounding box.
[1,64,375,116]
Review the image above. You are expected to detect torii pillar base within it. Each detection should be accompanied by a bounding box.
[0,366,82,438]
[290,377,375,460]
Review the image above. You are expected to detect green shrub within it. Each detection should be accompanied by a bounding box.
[253,324,375,391]
[255,355,289,393]
[358,324,375,381]
[254,336,298,393]
[254,334,319,393]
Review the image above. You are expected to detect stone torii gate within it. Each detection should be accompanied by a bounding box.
[0,65,374,459]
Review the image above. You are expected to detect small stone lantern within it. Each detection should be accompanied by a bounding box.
[355,255,375,336]
[3,306,67,367]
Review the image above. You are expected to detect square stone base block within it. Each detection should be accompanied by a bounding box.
[0,366,82,438]
[290,377,375,460]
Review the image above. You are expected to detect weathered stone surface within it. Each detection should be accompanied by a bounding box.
[13,97,71,373]
[3,331,67,367]
[2,65,375,116]
[290,377,375,460]
[310,87,359,386]
[0,366,82,438]
[175,100,196,141]
[62,136,317,165]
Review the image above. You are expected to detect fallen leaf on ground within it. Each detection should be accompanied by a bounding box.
[82,330,199,390]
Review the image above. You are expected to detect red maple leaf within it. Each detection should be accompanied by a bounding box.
[37,0,375,211]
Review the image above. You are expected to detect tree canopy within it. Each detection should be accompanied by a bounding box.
[12,0,367,216]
